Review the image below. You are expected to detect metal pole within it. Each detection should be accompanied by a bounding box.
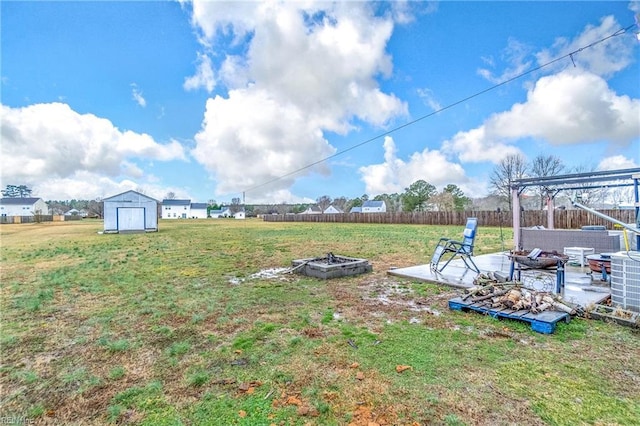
[571,201,640,235]
[634,174,640,249]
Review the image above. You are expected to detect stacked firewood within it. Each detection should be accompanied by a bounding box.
[463,273,580,315]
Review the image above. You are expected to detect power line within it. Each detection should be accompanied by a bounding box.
[242,23,638,196]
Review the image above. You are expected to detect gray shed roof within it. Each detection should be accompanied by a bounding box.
[104,190,157,202]
[0,197,42,205]
[191,203,208,209]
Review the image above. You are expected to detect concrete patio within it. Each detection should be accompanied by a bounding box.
[387,252,611,307]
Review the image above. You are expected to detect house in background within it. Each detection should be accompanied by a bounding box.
[103,190,158,233]
[161,199,191,219]
[349,206,362,213]
[65,208,88,217]
[324,205,343,214]
[210,206,246,219]
[362,200,386,213]
[0,197,50,217]
[300,205,322,215]
[189,203,208,219]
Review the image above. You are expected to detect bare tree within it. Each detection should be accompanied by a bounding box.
[566,164,605,207]
[230,197,242,214]
[530,155,564,209]
[316,195,332,212]
[332,196,348,212]
[165,191,176,200]
[489,154,528,211]
[87,198,104,218]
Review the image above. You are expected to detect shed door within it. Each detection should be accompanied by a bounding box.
[117,207,145,231]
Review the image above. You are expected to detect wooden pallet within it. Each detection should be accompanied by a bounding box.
[448,296,570,334]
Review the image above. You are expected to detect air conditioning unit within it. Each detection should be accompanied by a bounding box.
[610,252,640,313]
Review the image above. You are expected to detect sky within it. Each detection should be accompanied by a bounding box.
[1,1,639,204]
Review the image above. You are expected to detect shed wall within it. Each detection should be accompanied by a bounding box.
[104,191,158,232]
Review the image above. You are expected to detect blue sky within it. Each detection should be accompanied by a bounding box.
[2,1,639,204]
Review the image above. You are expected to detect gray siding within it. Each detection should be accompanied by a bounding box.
[104,191,158,232]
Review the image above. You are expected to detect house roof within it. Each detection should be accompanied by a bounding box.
[363,200,385,208]
[0,197,42,205]
[349,206,362,213]
[104,190,158,202]
[324,205,343,213]
[162,199,191,206]
[190,203,208,209]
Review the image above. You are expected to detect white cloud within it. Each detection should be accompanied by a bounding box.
[478,15,634,85]
[597,155,638,171]
[184,52,216,93]
[442,127,524,164]
[536,16,634,78]
[32,171,191,201]
[417,87,441,111]
[477,38,533,84]
[0,103,186,196]
[131,83,146,107]
[192,88,336,196]
[359,136,478,196]
[188,2,408,198]
[487,70,639,145]
[442,70,639,163]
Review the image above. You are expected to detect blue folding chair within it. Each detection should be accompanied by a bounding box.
[430,217,479,273]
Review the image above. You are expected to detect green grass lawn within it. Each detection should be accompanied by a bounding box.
[1,219,638,425]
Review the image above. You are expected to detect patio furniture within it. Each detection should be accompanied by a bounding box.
[430,217,479,274]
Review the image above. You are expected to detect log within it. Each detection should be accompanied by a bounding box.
[472,288,509,302]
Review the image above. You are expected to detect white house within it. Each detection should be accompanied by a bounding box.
[161,199,191,219]
[189,203,208,219]
[324,205,343,214]
[0,197,50,216]
[349,206,362,213]
[103,190,158,233]
[210,206,245,219]
[362,200,386,213]
[300,205,322,214]
[65,208,88,217]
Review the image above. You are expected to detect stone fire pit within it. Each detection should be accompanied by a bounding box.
[291,253,372,279]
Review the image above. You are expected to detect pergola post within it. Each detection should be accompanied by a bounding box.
[512,186,521,250]
[546,192,555,229]
[634,174,640,250]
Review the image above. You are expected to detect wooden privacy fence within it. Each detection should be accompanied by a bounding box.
[263,209,637,229]
[0,215,83,224]
[0,215,54,224]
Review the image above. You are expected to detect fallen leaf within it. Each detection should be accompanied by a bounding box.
[356,371,365,380]
[286,396,303,406]
[395,365,412,373]
[234,349,243,354]
[238,410,246,418]
[350,362,360,369]
[297,406,310,416]
[246,387,255,394]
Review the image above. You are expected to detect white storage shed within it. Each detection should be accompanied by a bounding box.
[103,190,158,233]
